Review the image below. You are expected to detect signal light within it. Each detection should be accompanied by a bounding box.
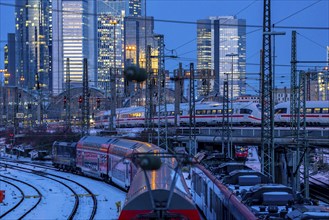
[63,96,67,109]
[96,98,100,109]
[78,96,83,109]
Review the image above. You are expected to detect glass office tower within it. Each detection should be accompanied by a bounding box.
[197,16,246,99]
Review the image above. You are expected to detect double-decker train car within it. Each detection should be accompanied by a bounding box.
[52,137,201,219]
[191,153,329,220]
[119,154,201,220]
[76,136,161,189]
[275,101,329,126]
[52,136,161,189]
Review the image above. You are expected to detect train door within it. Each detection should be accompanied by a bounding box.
[97,155,100,174]
[108,155,112,180]
[202,179,208,216]
[124,159,130,188]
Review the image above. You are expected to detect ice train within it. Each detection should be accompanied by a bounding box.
[94,100,329,128]
[95,101,262,128]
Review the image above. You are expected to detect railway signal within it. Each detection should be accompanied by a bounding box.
[78,96,83,109]
[63,96,67,109]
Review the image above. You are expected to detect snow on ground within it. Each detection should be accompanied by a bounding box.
[0,155,126,220]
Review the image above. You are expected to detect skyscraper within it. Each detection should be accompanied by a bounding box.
[4,33,16,86]
[52,0,97,95]
[197,16,246,99]
[97,0,125,96]
[15,0,52,92]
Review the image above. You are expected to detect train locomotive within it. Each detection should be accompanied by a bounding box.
[52,136,201,219]
[191,152,329,220]
[119,153,201,220]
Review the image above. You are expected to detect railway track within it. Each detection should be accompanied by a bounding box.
[0,174,42,219]
[0,161,97,220]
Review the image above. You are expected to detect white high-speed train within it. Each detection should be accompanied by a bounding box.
[94,101,262,128]
[274,101,329,126]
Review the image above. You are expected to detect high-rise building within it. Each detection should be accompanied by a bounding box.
[197,16,246,99]
[97,0,125,97]
[15,0,52,92]
[128,0,144,17]
[4,34,16,86]
[52,0,97,95]
[123,16,156,99]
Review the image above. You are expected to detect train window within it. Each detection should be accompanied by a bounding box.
[314,108,321,113]
[322,108,329,113]
[275,108,287,114]
[207,110,212,114]
[203,180,207,207]
[212,109,217,114]
[196,176,202,196]
[196,110,201,115]
[218,109,222,114]
[306,108,314,113]
[240,108,252,114]
[228,109,233,114]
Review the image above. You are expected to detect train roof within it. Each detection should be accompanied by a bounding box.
[78,136,157,150]
[275,100,329,109]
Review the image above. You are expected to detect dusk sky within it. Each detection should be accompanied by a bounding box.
[0,0,328,94]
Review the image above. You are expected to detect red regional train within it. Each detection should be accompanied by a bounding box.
[119,153,201,220]
[52,136,201,219]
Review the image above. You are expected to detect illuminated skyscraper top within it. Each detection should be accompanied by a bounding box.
[15,0,52,92]
[197,16,246,99]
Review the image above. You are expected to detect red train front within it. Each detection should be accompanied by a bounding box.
[234,145,249,160]
[119,154,201,220]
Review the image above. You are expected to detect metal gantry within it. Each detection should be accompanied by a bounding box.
[222,79,230,156]
[189,63,196,155]
[155,35,168,150]
[261,0,275,181]
[145,45,154,143]
[65,58,71,131]
[297,70,309,199]
[290,30,301,192]
[82,58,90,136]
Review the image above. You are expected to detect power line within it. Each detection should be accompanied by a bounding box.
[273,0,323,25]
[0,2,328,31]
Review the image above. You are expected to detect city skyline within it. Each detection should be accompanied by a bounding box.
[1,0,328,95]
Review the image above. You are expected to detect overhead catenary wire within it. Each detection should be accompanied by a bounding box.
[0,2,328,31]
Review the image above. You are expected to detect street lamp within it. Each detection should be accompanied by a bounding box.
[225,53,238,158]
[263,31,286,104]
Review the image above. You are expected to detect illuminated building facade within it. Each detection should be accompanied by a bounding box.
[197,16,246,99]
[97,0,125,97]
[128,0,144,17]
[4,34,16,86]
[52,0,97,95]
[15,0,52,92]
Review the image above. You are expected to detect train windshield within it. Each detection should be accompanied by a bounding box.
[275,108,287,114]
